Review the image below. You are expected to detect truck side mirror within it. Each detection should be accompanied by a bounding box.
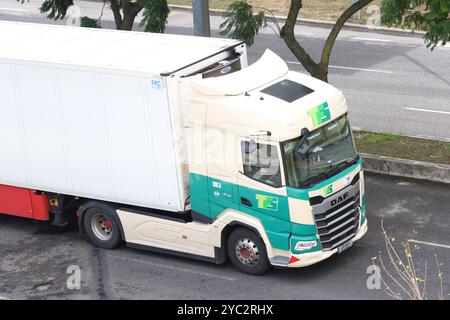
[296,128,310,155]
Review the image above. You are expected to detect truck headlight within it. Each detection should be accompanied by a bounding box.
[294,240,318,252]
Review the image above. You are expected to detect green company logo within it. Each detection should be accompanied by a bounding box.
[255,194,279,211]
[323,184,333,196]
[307,102,331,127]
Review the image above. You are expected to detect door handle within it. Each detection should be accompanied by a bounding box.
[240,197,252,207]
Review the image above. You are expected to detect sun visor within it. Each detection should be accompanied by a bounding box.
[192,49,289,96]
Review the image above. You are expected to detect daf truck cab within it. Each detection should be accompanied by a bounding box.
[180,50,367,274]
[0,22,367,275]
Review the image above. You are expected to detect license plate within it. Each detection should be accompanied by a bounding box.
[338,240,353,253]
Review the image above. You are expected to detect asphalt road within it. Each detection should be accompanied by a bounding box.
[1,1,450,141]
[0,173,449,300]
[0,2,449,301]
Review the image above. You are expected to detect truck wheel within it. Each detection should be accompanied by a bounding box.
[227,227,270,275]
[83,207,122,249]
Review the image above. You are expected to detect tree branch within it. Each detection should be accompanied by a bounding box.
[111,0,143,30]
[280,0,318,75]
[97,0,107,27]
[320,0,373,67]
[120,0,129,10]
[131,2,144,16]
[110,0,122,29]
[121,0,142,17]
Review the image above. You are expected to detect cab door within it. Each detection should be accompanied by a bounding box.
[236,139,291,250]
[237,140,290,223]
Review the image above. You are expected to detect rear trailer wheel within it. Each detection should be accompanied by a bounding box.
[227,227,270,275]
[83,207,122,249]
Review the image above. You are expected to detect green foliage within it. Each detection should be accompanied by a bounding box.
[38,0,74,20]
[366,132,400,144]
[381,0,450,48]
[80,16,100,28]
[140,0,170,33]
[19,0,169,33]
[220,1,267,46]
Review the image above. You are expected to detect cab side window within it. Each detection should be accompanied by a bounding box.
[241,141,282,187]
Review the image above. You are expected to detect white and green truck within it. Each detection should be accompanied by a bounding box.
[0,21,367,275]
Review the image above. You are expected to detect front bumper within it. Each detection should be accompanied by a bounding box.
[270,218,368,268]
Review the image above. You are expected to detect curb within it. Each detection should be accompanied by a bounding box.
[361,153,450,184]
[169,4,425,38]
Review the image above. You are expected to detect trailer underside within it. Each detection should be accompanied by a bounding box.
[0,184,50,221]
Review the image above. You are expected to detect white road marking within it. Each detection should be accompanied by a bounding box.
[403,107,450,115]
[364,42,388,46]
[287,61,394,74]
[329,65,394,74]
[352,36,393,43]
[0,8,30,12]
[434,44,450,50]
[408,239,450,250]
[110,255,236,281]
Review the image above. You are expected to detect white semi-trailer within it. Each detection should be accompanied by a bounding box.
[0,21,367,274]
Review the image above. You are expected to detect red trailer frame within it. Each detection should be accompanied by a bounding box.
[0,185,50,221]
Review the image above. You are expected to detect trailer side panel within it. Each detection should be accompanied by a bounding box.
[0,63,182,211]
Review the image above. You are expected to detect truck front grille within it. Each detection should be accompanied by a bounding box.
[310,173,361,251]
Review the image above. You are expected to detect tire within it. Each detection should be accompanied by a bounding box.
[83,206,122,249]
[227,227,271,275]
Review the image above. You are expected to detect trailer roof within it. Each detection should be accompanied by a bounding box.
[0,21,242,75]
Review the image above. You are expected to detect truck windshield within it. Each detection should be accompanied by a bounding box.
[282,115,358,188]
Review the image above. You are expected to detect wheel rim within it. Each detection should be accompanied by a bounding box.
[235,238,260,266]
[91,214,113,241]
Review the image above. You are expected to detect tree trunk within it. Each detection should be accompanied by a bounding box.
[110,0,144,31]
[310,64,328,82]
[280,1,320,78]
[280,0,373,82]
[119,14,136,30]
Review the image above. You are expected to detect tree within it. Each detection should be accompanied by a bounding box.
[221,0,373,82]
[18,0,170,32]
[381,0,450,49]
[220,0,450,82]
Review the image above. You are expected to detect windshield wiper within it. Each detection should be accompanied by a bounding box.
[299,171,331,188]
[331,157,359,176]
[299,157,359,189]
[295,128,311,155]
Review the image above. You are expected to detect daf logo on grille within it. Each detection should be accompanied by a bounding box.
[343,175,352,186]
[331,192,349,206]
